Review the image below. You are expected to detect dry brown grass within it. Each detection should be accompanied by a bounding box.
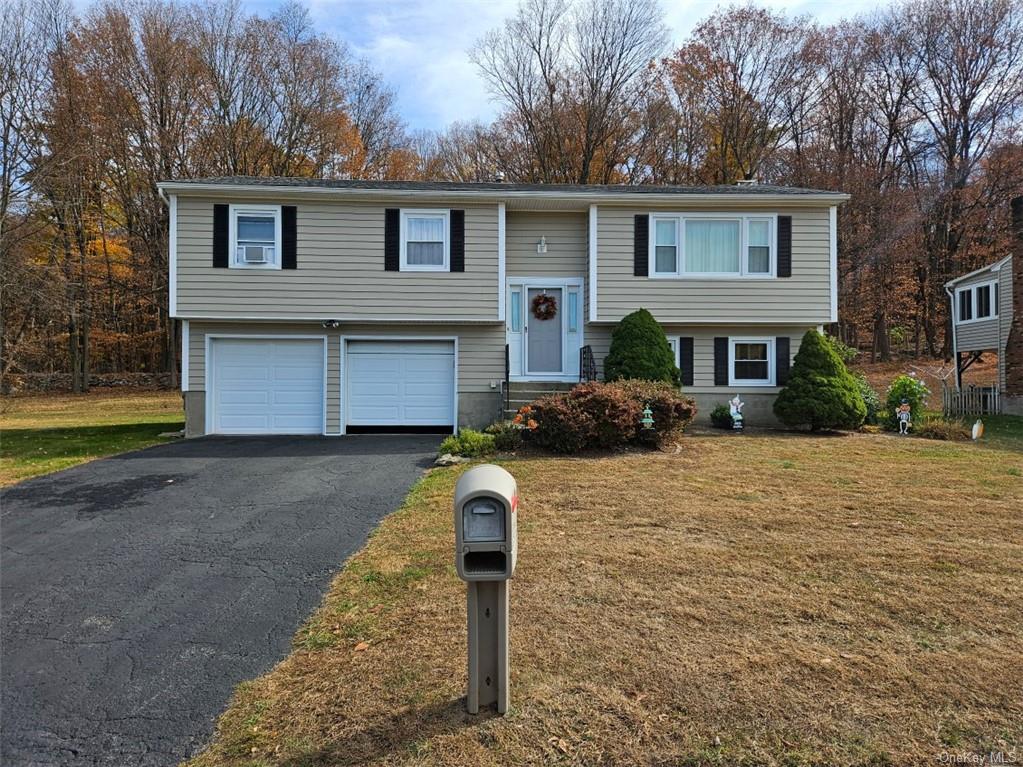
[187,433,1023,767]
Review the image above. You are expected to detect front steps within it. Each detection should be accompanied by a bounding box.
[503,381,577,418]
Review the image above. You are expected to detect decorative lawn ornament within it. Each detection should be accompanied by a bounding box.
[972,419,984,441]
[897,399,912,434]
[729,395,745,431]
[531,292,557,321]
[641,404,654,430]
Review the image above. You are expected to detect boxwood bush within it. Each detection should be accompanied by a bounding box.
[526,380,695,453]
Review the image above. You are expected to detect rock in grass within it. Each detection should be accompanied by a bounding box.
[435,453,468,466]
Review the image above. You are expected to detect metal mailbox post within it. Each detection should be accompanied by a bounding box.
[453,465,518,714]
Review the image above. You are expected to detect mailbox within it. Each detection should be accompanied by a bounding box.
[454,464,517,581]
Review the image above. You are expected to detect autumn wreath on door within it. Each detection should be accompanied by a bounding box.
[531,292,558,320]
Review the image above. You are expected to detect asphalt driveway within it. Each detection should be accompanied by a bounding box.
[1,435,439,766]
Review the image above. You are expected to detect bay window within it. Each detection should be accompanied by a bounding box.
[649,214,775,278]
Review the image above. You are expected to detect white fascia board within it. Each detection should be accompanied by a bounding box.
[498,203,506,322]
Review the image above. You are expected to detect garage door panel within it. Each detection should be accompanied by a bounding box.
[211,338,324,435]
[346,341,454,428]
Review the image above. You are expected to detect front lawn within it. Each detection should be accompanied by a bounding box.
[188,433,1023,766]
[0,389,184,486]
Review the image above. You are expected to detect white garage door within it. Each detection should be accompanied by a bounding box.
[346,341,455,429]
[210,338,324,435]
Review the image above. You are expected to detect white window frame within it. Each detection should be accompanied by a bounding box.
[954,280,999,325]
[648,212,777,279]
[229,204,282,270]
[666,336,680,367]
[400,209,450,272]
[729,337,775,387]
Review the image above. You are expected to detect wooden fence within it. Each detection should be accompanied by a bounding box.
[943,384,1001,417]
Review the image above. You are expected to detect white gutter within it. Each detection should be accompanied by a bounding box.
[155,181,850,206]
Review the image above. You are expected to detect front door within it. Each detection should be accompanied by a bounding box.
[526,287,564,374]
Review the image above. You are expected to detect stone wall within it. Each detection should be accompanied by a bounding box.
[2,373,175,395]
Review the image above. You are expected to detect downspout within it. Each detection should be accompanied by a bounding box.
[945,284,959,390]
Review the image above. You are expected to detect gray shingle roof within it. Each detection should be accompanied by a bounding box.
[162,176,842,196]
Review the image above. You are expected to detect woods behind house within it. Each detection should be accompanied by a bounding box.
[2,0,1021,390]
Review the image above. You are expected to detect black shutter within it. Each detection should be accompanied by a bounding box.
[213,204,229,268]
[679,337,694,386]
[282,205,297,269]
[450,210,465,272]
[384,208,399,271]
[776,336,791,385]
[634,214,648,276]
[713,337,729,386]
[777,215,792,277]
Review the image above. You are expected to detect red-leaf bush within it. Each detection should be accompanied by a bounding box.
[526,381,696,453]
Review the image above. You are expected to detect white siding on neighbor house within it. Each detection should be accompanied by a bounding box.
[595,205,833,324]
[505,211,588,278]
[187,321,506,433]
[175,195,499,320]
[952,267,1004,352]
[585,323,810,394]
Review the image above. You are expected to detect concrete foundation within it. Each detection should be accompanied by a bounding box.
[183,391,206,438]
[689,391,783,428]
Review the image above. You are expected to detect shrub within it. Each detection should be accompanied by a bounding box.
[526,380,695,453]
[773,330,867,431]
[914,416,970,441]
[710,404,733,429]
[485,421,523,452]
[603,309,681,386]
[438,429,495,457]
[885,374,930,431]
[824,334,859,364]
[616,380,697,446]
[854,373,882,425]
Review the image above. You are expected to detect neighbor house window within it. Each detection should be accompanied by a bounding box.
[229,204,281,269]
[956,281,998,324]
[650,214,775,277]
[401,210,449,271]
[730,338,775,386]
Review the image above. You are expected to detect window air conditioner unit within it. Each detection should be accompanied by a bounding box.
[238,245,273,264]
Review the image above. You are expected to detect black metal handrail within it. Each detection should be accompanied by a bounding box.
[504,343,511,413]
[579,345,597,382]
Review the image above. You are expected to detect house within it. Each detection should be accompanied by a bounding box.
[155,177,849,437]
[944,196,1023,415]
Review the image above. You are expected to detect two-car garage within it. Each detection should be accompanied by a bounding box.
[206,336,455,435]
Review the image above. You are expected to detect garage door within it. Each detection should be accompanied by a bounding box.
[210,338,324,435]
[346,341,455,430]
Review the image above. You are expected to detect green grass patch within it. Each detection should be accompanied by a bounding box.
[0,390,183,485]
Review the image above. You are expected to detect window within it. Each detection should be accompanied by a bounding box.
[401,210,449,271]
[654,218,678,274]
[229,205,281,269]
[567,290,579,332]
[955,281,999,324]
[649,214,774,277]
[510,289,522,332]
[666,337,680,367]
[730,338,775,386]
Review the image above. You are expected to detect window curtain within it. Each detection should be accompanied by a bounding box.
[407,216,445,264]
[685,220,740,273]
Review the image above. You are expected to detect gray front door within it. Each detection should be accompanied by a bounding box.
[527,288,563,374]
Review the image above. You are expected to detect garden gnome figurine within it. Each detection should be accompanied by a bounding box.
[729,394,745,431]
[897,399,912,435]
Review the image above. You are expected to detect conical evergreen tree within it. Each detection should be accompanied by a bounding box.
[604,309,681,385]
[773,330,867,431]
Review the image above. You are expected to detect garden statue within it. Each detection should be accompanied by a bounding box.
[897,399,912,434]
[972,419,984,441]
[729,395,745,431]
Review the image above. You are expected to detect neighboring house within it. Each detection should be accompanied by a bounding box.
[156,177,849,437]
[944,196,1023,415]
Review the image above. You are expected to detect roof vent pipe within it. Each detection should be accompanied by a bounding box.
[493,170,505,183]
[736,178,758,186]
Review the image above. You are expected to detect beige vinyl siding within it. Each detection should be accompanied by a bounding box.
[999,259,1013,390]
[952,269,1003,351]
[187,321,505,433]
[176,196,498,320]
[506,211,587,278]
[585,324,810,393]
[595,205,832,324]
